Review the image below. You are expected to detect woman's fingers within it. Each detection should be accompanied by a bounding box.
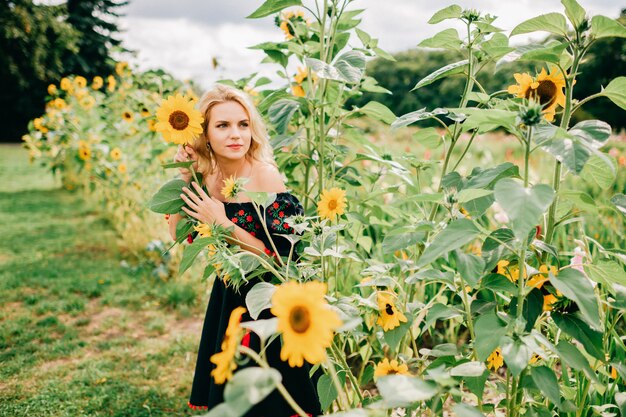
[191,181,210,199]
[181,189,201,209]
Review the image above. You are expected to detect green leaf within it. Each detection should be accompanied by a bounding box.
[148,179,187,214]
[384,315,412,352]
[245,282,276,319]
[317,374,338,410]
[481,273,518,294]
[246,0,302,18]
[501,336,532,377]
[356,101,396,124]
[392,107,448,129]
[518,42,569,64]
[377,375,438,407]
[531,366,562,407]
[424,303,462,330]
[474,311,508,361]
[355,28,371,46]
[570,120,612,148]
[556,340,598,383]
[560,190,598,214]
[418,28,462,50]
[510,13,568,37]
[580,154,617,189]
[551,313,604,360]
[600,77,626,111]
[453,250,485,288]
[457,108,517,133]
[239,318,278,342]
[550,268,601,330]
[334,50,366,84]
[585,260,626,294]
[268,99,300,134]
[450,361,487,377]
[373,46,396,62]
[562,0,586,29]
[591,15,626,39]
[179,237,212,275]
[453,404,485,417]
[457,189,494,203]
[221,368,281,416]
[161,161,195,169]
[416,219,481,268]
[413,128,443,149]
[411,60,469,91]
[494,179,555,242]
[428,4,462,24]
[382,231,426,254]
[465,162,519,189]
[611,193,626,215]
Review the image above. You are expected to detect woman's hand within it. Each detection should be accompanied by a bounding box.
[180,182,231,227]
[173,145,198,183]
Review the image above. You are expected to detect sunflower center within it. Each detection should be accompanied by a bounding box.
[385,303,395,316]
[526,80,557,107]
[386,369,398,375]
[328,199,338,210]
[289,306,311,333]
[169,110,190,130]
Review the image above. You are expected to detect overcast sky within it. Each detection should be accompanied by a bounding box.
[112,0,622,88]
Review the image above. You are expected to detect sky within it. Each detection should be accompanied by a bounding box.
[100,0,624,87]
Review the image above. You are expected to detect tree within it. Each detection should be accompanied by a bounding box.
[0,0,78,142]
[63,0,128,77]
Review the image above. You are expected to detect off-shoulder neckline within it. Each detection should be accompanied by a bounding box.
[222,191,295,205]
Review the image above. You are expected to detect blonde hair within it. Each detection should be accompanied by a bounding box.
[190,84,276,175]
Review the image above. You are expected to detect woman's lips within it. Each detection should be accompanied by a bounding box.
[227,145,242,149]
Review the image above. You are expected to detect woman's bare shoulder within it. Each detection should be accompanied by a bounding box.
[249,161,287,193]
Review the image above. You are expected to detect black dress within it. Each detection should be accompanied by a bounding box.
[188,192,322,417]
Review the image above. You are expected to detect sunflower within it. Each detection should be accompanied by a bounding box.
[294,67,308,84]
[154,94,204,145]
[110,148,122,160]
[527,264,557,289]
[194,223,217,256]
[533,66,566,122]
[210,306,246,384]
[33,118,48,133]
[115,61,129,76]
[543,294,558,311]
[74,76,87,89]
[487,348,504,371]
[107,75,116,92]
[374,358,410,378]
[118,163,127,174]
[147,119,157,132]
[80,96,96,110]
[47,84,57,95]
[92,76,104,90]
[317,188,347,221]
[60,77,71,91]
[140,107,151,117]
[291,84,305,97]
[53,98,67,110]
[271,281,342,367]
[376,291,408,331]
[122,110,134,122]
[78,146,91,161]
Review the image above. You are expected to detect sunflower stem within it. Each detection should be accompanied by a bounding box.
[325,356,350,410]
[239,346,310,417]
[331,341,364,405]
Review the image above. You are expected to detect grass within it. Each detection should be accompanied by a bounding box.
[0,144,206,417]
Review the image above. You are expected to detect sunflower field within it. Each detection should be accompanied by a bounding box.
[21,0,626,416]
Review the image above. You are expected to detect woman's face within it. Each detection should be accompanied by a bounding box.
[206,100,252,162]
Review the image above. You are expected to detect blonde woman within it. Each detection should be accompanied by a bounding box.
[168,84,321,416]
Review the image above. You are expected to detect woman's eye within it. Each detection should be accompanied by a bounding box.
[240,123,249,128]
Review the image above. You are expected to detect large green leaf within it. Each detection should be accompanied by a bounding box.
[453,404,485,417]
[591,15,626,39]
[494,179,555,242]
[416,219,481,268]
[460,108,517,133]
[392,107,448,129]
[556,340,598,383]
[541,137,590,174]
[317,374,338,411]
[611,193,626,215]
[562,0,586,29]
[569,120,612,148]
[585,260,626,294]
[580,154,617,189]
[531,366,562,407]
[384,314,413,352]
[510,13,568,37]
[268,98,300,134]
[413,127,443,149]
[551,313,604,360]
[147,178,187,214]
[474,310,508,361]
[550,268,601,330]
[518,42,569,64]
[356,101,396,124]
[179,237,213,275]
[334,50,366,84]
[245,282,276,319]
[377,375,438,407]
[424,303,462,330]
[418,28,462,50]
[600,77,626,111]
[501,336,532,377]
[411,60,469,91]
[247,0,302,18]
[452,250,485,288]
[428,4,462,24]
[205,367,281,417]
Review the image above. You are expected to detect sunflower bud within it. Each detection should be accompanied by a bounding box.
[518,99,543,126]
[462,9,480,23]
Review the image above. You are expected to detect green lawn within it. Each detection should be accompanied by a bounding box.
[0,144,205,417]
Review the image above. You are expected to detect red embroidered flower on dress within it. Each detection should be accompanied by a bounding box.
[279,211,284,218]
[238,209,245,215]
[246,215,253,222]
[232,217,238,223]
[273,202,279,209]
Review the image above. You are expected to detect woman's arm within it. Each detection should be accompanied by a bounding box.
[168,213,183,241]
